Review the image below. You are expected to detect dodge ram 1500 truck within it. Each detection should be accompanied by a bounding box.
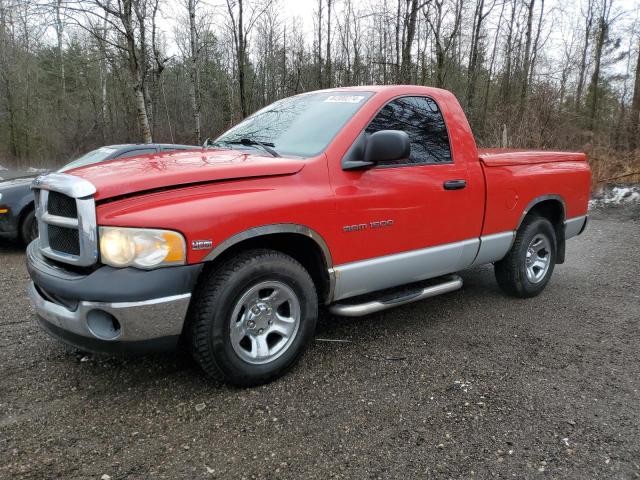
[26,85,591,386]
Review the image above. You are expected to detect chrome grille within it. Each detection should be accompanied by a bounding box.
[48,191,78,218]
[48,224,81,255]
[32,173,98,266]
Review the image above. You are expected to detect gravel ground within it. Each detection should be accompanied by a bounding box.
[0,206,639,479]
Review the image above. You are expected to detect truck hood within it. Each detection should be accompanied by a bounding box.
[67,149,306,201]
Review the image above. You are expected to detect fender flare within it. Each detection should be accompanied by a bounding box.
[516,194,567,264]
[202,224,336,303]
[516,194,566,231]
[202,223,334,269]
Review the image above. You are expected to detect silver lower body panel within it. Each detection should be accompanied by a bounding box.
[471,231,515,267]
[565,215,588,239]
[332,238,480,301]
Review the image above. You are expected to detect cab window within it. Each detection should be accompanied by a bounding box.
[365,96,452,166]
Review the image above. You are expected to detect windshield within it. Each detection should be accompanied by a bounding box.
[215,91,373,158]
[58,146,118,172]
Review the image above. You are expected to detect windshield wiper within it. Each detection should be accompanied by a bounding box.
[216,138,280,157]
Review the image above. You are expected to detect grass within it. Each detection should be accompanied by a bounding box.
[588,148,640,189]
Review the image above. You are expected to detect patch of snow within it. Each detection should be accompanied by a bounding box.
[0,164,7,171]
[590,184,640,208]
[27,167,47,173]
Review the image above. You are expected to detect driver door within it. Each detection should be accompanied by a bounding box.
[329,96,480,299]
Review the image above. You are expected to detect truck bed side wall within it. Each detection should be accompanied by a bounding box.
[481,160,591,236]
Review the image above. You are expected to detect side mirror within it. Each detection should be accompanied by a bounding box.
[364,130,411,164]
[342,130,410,170]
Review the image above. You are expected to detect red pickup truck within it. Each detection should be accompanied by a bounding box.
[27,85,590,386]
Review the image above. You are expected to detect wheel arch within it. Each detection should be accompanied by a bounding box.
[517,195,566,264]
[17,199,36,242]
[18,200,35,222]
[201,224,335,304]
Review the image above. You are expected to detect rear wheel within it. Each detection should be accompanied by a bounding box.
[495,216,557,298]
[20,209,38,245]
[187,249,318,386]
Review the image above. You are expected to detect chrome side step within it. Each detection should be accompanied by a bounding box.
[328,275,463,317]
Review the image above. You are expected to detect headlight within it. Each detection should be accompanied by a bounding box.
[99,227,186,269]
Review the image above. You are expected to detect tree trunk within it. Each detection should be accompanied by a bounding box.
[480,0,505,129]
[237,0,247,117]
[576,0,594,110]
[518,0,535,118]
[435,49,445,87]
[399,0,419,84]
[588,10,607,131]
[528,0,544,86]
[123,0,152,143]
[317,0,323,87]
[55,0,65,98]
[395,0,401,81]
[500,0,517,102]
[188,0,201,144]
[325,0,332,87]
[630,38,640,149]
[100,68,108,142]
[134,85,152,143]
[466,0,485,111]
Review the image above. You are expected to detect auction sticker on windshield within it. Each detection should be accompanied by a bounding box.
[325,95,365,103]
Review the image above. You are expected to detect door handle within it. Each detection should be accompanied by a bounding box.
[443,179,467,190]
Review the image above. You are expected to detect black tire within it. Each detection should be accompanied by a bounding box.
[187,249,318,386]
[20,209,38,246]
[494,215,557,298]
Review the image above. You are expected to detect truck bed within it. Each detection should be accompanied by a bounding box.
[479,149,587,166]
[478,149,591,237]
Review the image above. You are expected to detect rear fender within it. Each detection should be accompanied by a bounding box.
[518,195,566,264]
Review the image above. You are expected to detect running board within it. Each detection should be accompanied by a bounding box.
[328,275,463,317]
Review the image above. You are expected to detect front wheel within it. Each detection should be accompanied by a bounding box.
[494,216,557,298]
[187,249,318,386]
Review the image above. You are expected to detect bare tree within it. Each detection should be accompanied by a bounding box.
[187,0,201,143]
[55,0,66,97]
[576,0,596,110]
[630,36,640,148]
[399,0,426,84]
[226,0,272,117]
[316,0,323,87]
[466,0,497,113]
[423,0,463,88]
[500,0,519,102]
[87,0,154,142]
[588,0,613,130]
[325,0,332,87]
[518,0,536,118]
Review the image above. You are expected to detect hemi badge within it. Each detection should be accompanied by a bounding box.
[191,239,213,250]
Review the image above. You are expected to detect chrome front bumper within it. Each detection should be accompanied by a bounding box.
[29,281,191,347]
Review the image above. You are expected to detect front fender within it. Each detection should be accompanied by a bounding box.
[0,182,36,234]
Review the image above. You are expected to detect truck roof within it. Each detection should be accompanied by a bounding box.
[314,84,452,96]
